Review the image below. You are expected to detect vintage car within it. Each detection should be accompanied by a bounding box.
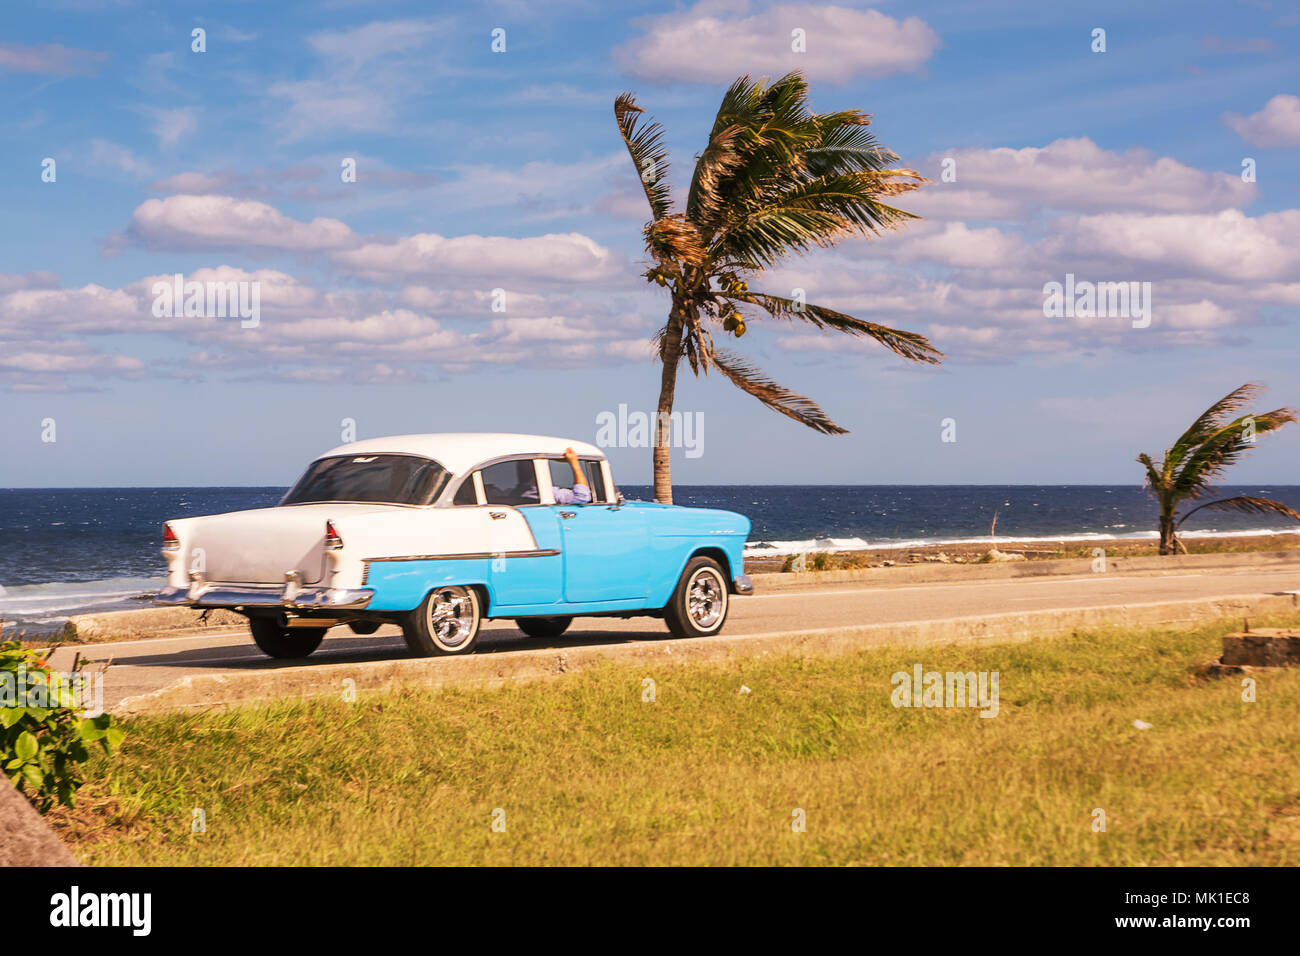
[157,433,752,659]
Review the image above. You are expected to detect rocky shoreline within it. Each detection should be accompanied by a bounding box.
[744,532,1300,573]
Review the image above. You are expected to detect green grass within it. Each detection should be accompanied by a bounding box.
[62,617,1300,865]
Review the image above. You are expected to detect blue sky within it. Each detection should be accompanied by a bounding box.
[2,0,1298,487]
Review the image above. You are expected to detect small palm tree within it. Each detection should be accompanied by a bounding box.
[614,72,943,503]
[1138,383,1300,555]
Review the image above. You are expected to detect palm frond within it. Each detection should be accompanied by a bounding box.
[1165,383,1263,473]
[684,122,747,230]
[1177,495,1300,527]
[709,172,925,267]
[710,349,847,434]
[614,92,674,222]
[804,114,904,178]
[644,214,706,266]
[732,291,942,364]
[1171,407,1298,499]
[1135,452,1166,493]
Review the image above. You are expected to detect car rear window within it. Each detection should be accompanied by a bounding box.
[281,454,449,506]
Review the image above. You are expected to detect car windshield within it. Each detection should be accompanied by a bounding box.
[281,454,450,506]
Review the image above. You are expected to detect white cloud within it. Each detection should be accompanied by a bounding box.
[1047,209,1300,282]
[0,263,654,390]
[142,106,199,149]
[269,18,448,140]
[306,18,440,66]
[0,42,109,76]
[876,221,1032,269]
[333,232,621,283]
[0,272,59,294]
[616,2,939,84]
[123,195,357,252]
[89,139,153,178]
[1224,94,1300,147]
[909,138,1254,219]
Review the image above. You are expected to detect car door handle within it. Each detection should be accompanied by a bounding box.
[559,511,576,519]
[489,511,507,520]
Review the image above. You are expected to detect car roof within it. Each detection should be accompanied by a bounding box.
[316,433,606,476]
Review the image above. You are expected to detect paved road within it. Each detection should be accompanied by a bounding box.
[47,566,1300,710]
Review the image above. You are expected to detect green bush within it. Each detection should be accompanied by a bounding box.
[0,641,124,813]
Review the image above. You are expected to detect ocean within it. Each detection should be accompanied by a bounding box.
[3,484,1299,630]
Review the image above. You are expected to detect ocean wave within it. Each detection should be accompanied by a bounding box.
[0,576,162,621]
[743,526,1300,556]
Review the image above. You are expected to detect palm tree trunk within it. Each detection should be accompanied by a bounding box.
[653,303,685,504]
[1158,511,1177,556]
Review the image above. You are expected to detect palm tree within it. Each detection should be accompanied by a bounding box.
[614,72,943,503]
[1137,383,1300,555]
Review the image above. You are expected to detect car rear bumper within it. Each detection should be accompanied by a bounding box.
[156,584,375,611]
[732,574,754,595]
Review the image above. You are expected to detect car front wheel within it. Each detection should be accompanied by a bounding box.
[403,586,482,656]
[664,556,730,638]
[248,617,327,659]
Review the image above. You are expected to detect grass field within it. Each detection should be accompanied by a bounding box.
[54,616,1300,866]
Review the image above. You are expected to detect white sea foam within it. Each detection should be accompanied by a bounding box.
[0,576,162,621]
[743,526,1300,557]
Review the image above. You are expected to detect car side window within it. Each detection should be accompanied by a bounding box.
[545,458,606,504]
[452,477,478,505]
[480,459,539,506]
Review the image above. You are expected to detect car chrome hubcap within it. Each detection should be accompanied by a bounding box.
[687,571,724,629]
[428,588,474,647]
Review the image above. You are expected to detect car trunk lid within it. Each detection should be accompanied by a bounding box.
[187,503,398,585]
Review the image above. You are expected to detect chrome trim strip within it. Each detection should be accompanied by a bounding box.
[364,548,560,564]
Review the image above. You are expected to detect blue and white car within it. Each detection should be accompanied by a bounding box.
[157,433,752,658]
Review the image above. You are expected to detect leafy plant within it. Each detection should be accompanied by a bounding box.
[614,72,943,502]
[1,640,123,812]
[1138,383,1300,555]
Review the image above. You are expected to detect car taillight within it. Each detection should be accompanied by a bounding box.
[324,520,343,551]
[162,522,180,553]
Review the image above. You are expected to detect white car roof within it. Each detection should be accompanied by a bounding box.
[317,433,606,477]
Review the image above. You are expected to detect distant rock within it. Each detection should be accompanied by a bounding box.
[986,549,1026,562]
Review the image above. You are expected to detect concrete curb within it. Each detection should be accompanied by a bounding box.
[65,608,245,642]
[0,776,80,866]
[115,591,1300,716]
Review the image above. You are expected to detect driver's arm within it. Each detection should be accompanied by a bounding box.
[555,448,592,505]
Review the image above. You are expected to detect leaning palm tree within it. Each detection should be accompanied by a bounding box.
[1137,383,1300,555]
[614,72,942,503]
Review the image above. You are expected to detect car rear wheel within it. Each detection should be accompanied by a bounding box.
[248,617,327,659]
[516,616,572,639]
[403,586,481,656]
[664,556,729,638]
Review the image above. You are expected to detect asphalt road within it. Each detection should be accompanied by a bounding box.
[47,566,1300,710]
